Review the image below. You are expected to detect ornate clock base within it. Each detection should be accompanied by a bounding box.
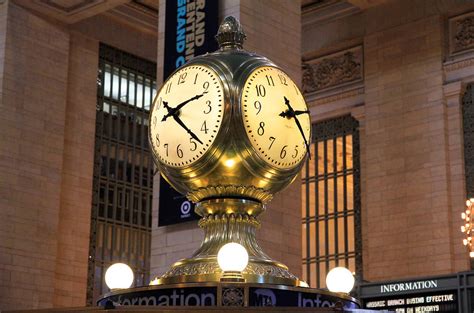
[153,198,304,287]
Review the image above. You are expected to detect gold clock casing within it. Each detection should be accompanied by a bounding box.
[151,54,310,204]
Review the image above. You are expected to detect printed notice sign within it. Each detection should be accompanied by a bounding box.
[364,291,457,312]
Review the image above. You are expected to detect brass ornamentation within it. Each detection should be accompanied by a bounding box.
[187,185,273,204]
[149,16,308,287]
[222,288,244,306]
[156,205,302,286]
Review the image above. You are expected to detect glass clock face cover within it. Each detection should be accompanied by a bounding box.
[241,66,311,169]
[150,65,224,167]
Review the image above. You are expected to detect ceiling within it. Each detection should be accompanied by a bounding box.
[12,0,388,34]
[12,0,158,25]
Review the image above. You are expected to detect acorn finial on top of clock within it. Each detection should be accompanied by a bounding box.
[215,16,246,49]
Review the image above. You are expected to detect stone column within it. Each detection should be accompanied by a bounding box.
[444,81,470,271]
[0,2,70,309]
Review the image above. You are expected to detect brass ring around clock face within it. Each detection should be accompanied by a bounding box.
[149,64,226,168]
[240,66,311,170]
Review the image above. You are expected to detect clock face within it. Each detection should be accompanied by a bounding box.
[241,66,311,169]
[150,65,224,167]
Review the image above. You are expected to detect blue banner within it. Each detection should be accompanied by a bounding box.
[159,0,219,226]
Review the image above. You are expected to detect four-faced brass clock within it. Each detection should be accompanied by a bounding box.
[148,16,312,287]
[150,65,225,167]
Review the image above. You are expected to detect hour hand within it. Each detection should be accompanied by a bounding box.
[279,110,292,118]
[161,101,175,121]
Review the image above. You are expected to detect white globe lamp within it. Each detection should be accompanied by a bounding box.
[217,242,249,282]
[105,263,134,290]
[326,267,355,294]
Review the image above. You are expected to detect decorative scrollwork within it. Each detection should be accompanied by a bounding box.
[198,213,260,228]
[454,16,474,52]
[159,260,298,281]
[187,185,273,203]
[161,262,220,278]
[245,263,298,280]
[302,46,363,94]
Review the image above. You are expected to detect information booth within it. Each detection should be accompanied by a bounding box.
[360,271,474,312]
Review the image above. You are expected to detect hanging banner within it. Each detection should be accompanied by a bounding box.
[158,0,219,226]
[163,0,219,78]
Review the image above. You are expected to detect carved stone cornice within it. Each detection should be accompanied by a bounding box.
[443,54,474,84]
[302,45,363,95]
[444,57,474,73]
[449,11,474,57]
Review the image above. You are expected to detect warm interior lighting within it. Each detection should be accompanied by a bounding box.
[224,158,236,168]
[326,267,355,294]
[462,199,474,258]
[217,242,249,272]
[105,263,134,290]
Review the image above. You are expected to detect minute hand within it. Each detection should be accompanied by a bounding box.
[172,114,203,145]
[162,91,207,121]
[283,96,311,159]
[294,110,310,116]
[293,115,311,160]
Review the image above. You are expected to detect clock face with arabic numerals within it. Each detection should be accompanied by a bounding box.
[241,66,311,169]
[149,65,224,167]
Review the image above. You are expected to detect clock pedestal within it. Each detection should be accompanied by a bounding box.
[156,198,301,286]
[98,15,361,310]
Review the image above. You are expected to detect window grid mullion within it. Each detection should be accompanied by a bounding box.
[301,115,360,290]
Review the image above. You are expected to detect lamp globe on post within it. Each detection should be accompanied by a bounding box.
[105,263,134,290]
[326,267,355,294]
[217,242,249,282]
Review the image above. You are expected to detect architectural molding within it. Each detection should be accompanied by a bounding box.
[302,45,363,95]
[308,85,364,123]
[302,0,360,27]
[443,55,474,85]
[444,81,465,107]
[13,0,128,24]
[444,57,474,73]
[105,2,158,35]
